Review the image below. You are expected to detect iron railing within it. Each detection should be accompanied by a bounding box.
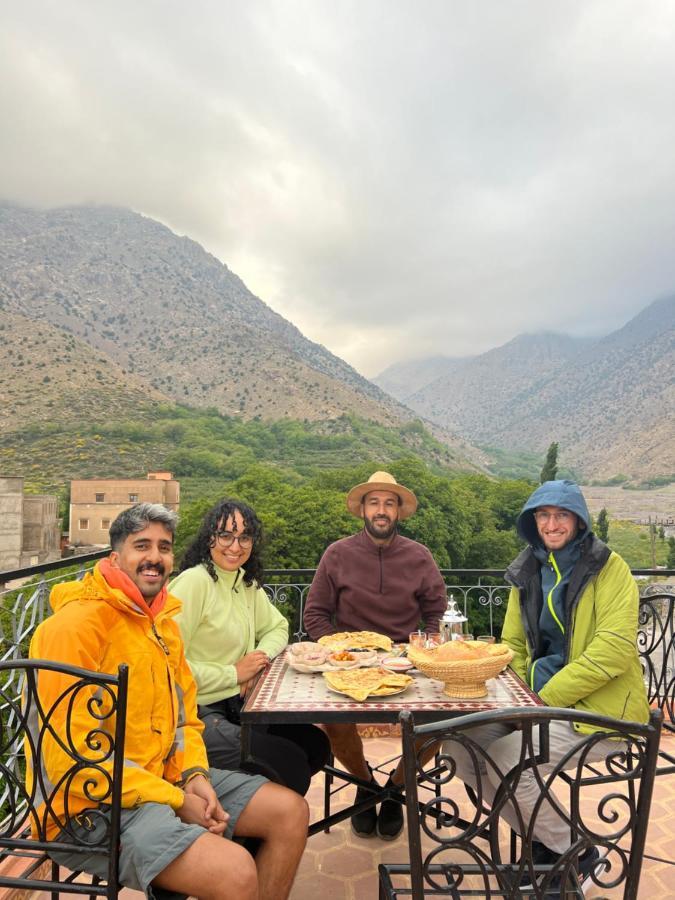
[2,554,673,663]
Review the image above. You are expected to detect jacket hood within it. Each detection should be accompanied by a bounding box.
[516,479,591,548]
[49,562,181,618]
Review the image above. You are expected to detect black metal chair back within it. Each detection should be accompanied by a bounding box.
[0,659,128,899]
[638,592,675,727]
[379,705,662,900]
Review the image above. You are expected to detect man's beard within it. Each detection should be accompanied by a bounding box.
[364,515,398,541]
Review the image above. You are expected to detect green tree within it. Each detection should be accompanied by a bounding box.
[667,537,675,569]
[540,442,559,483]
[595,507,609,543]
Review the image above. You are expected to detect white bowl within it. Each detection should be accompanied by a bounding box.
[381,656,414,672]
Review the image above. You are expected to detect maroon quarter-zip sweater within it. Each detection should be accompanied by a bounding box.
[304,530,447,643]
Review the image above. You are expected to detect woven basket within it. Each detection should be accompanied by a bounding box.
[408,643,514,699]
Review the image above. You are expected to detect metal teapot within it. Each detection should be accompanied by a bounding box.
[439,594,468,642]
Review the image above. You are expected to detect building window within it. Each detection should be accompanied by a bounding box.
[95,493,105,503]
[101,518,110,529]
[128,493,139,502]
[79,519,89,530]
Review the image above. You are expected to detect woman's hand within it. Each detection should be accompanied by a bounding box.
[235,650,269,684]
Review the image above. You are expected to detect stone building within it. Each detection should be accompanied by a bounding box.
[0,476,61,571]
[69,472,180,547]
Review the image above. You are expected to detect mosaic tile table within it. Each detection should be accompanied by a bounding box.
[242,650,541,725]
[241,650,542,836]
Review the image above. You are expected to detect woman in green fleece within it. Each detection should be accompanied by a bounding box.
[170,499,329,796]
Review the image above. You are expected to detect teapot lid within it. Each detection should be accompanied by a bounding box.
[442,594,467,624]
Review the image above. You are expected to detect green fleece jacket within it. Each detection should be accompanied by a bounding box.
[170,563,288,705]
[503,536,649,733]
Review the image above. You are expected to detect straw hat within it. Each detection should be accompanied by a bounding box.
[346,471,418,519]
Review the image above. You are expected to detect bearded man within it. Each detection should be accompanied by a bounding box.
[304,471,447,840]
[29,503,307,900]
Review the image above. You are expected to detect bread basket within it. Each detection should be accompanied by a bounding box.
[408,642,514,698]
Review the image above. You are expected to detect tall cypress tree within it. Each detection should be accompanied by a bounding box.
[540,442,559,483]
[596,507,609,542]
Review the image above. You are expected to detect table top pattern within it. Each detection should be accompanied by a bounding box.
[242,649,541,723]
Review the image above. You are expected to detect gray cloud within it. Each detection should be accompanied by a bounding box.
[2,0,675,375]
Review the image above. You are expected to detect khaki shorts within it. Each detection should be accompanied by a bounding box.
[50,767,267,895]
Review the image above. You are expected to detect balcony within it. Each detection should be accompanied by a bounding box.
[1,555,674,899]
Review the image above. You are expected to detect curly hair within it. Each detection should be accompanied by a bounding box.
[178,499,264,587]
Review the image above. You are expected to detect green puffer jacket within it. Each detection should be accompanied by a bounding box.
[503,535,649,733]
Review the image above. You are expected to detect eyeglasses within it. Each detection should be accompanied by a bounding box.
[214,531,254,549]
[534,510,573,524]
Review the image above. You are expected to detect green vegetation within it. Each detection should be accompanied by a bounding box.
[624,475,675,490]
[172,458,533,571]
[1,406,475,506]
[595,507,609,542]
[540,441,559,483]
[481,445,579,482]
[603,520,669,569]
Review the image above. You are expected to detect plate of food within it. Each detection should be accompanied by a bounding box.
[326,650,363,669]
[323,666,413,701]
[287,642,330,672]
[317,631,393,652]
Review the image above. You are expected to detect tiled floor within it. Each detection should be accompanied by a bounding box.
[21,736,675,900]
[289,735,675,899]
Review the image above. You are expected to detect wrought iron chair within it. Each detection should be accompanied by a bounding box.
[638,592,675,771]
[0,659,128,899]
[379,705,662,899]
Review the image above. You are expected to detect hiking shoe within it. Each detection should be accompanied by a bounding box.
[350,775,379,838]
[551,846,601,897]
[376,776,404,841]
[519,840,560,889]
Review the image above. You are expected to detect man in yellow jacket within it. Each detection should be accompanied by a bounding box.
[29,503,307,900]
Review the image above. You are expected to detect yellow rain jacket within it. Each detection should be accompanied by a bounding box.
[28,561,208,838]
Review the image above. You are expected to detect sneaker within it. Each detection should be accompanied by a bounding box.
[551,846,601,897]
[350,774,379,838]
[519,840,560,889]
[376,776,404,841]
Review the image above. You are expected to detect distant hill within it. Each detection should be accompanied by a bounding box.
[0,204,408,424]
[0,203,487,488]
[375,300,675,482]
[375,355,464,399]
[0,309,169,431]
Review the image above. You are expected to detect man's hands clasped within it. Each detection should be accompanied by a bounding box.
[177,774,229,834]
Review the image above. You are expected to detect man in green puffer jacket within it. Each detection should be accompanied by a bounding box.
[450,479,649,882]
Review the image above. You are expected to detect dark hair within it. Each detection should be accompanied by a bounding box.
[109,503,178,551]
[178,499,264,587]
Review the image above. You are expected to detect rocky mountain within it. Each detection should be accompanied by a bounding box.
[0,203,480,470]
[375,300,675,481]
[375,355,464,399]
[0,204,414,424]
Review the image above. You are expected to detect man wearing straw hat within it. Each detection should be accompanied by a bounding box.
[304,471,447,840]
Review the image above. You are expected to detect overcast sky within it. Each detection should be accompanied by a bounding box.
[3,1,675,377]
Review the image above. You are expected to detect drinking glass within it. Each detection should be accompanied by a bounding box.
[426,632,443,647]
[408,630,427,648]
[477,635,496,644]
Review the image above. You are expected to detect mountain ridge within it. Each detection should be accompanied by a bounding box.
[0,203,481,473]
[374,300,674,481]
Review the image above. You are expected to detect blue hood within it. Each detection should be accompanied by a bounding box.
[516,480,591,548]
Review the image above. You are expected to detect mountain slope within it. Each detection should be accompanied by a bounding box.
[0,204,414,425]
[404,333,590,433]
[375,355,463,399]
[375,301,674,481]
[0,308,169,431]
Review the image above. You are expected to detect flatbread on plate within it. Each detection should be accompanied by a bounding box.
[323,666,412,701]
[318,631,393,652]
